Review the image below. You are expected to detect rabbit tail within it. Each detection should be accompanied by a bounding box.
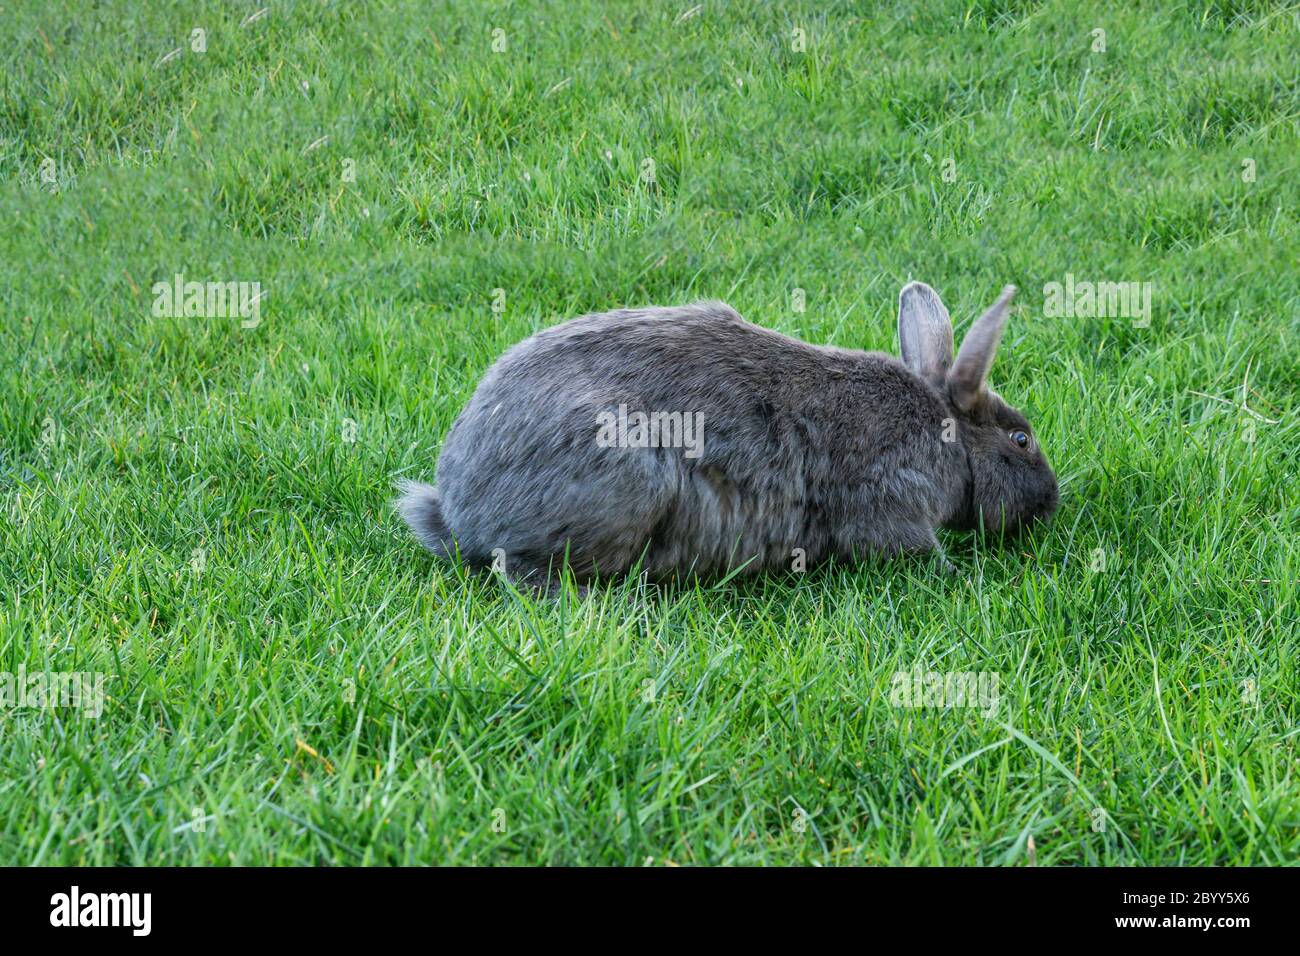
[395,480,453,557]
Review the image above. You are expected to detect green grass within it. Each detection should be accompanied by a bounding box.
[1,0,1297,865]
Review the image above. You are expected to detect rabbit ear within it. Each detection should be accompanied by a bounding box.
[949,285,1017,412]
[898,282,953,384]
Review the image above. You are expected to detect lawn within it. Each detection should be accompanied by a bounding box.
[0,0,1296,865]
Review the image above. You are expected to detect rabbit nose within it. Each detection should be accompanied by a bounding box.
[1042,476,1060,516]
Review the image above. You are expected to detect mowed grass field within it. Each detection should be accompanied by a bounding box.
[1,0,1297,865]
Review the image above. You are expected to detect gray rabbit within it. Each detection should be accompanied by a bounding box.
[397,282,1058,585]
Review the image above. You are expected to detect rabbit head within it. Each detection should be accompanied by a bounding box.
[898,281,1059,535]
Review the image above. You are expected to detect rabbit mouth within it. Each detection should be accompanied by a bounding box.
[991,479,1060,535]
[946,466,1059,536]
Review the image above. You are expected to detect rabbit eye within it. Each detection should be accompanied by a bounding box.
[1010,430,1030,449]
